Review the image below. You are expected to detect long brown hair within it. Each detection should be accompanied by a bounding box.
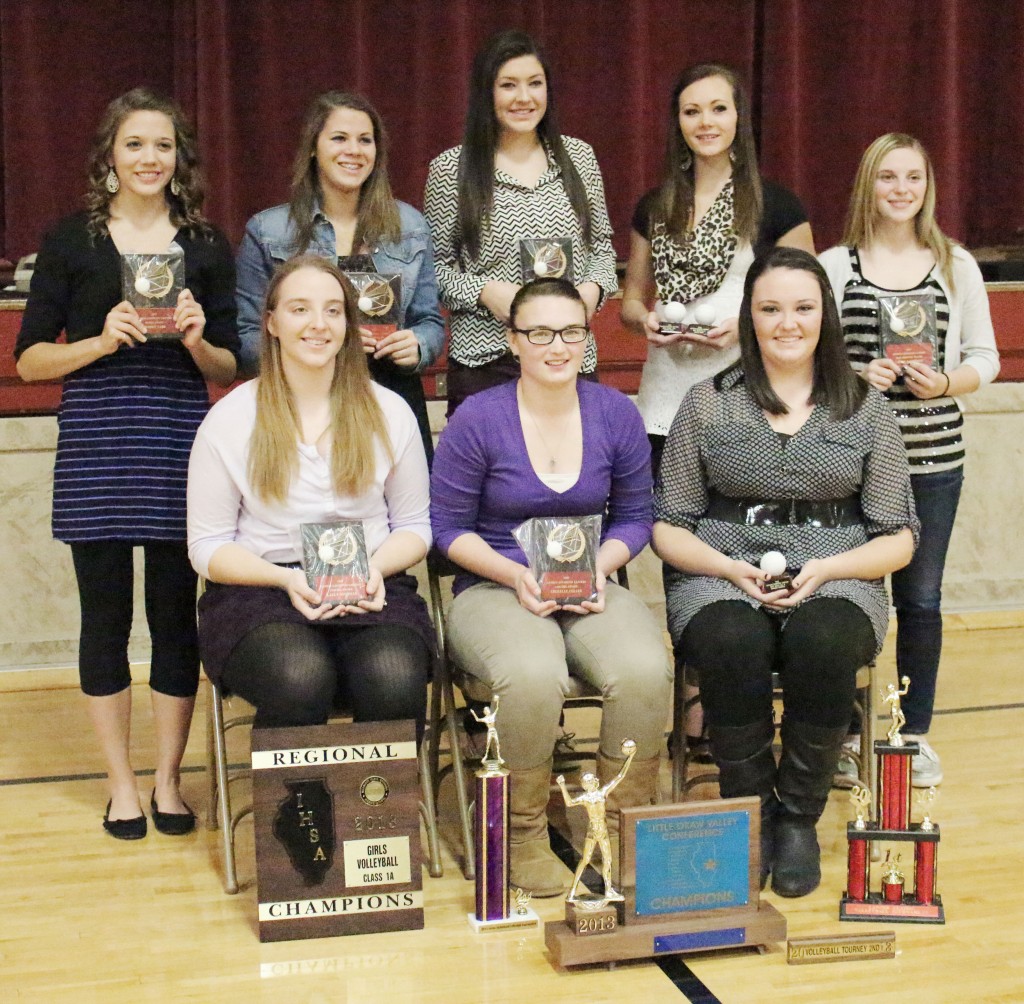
[841,132,955,288]
[726,247,866,421]
[287,91,401,255]
[84,87,209,239]
[249,256,392,503]
[655,63,762,244]
[457,29,593,260]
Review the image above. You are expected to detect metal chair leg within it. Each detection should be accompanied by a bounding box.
[418,732,444,879]
[209,681,239,895]
[205,678,218,831]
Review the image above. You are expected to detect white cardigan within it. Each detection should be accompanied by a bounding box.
[819,244,1001,386]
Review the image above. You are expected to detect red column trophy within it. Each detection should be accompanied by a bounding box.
[467,696,539,932]
[840,679,944,923]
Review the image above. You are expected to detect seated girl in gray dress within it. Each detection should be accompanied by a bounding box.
[654,248,919,898]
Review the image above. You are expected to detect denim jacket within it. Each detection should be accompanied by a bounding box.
[235,200,445,378]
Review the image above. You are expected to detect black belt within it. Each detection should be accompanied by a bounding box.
[705,490,862,528]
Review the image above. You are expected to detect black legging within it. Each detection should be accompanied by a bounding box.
[70,540,199,698]
[679,598,875,729]
[220,622,429,734]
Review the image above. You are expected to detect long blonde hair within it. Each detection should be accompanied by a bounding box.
[248,256,392,503]
[841,133,956,288]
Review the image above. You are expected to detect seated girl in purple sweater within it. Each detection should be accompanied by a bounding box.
[430,278,672,897]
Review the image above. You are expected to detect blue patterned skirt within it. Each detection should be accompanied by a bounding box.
[52,343,209,543]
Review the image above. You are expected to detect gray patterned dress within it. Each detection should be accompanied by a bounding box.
[655,369,920,654]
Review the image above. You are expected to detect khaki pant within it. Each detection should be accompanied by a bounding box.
[447,580,672,769]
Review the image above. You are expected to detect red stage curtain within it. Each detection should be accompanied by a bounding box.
[758,0,1024,249]
[0,0,1021,261]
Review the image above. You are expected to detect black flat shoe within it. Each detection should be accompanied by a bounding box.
[150,791,196,835]
[102,800,147,840]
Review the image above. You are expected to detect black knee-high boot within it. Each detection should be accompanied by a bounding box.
[708,719,778,889]
[772,718,848,898]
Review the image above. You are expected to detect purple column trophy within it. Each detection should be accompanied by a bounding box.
[467,696,539,932]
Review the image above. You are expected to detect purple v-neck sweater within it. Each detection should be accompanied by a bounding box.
[431,380,653,595]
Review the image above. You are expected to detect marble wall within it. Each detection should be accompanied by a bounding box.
[2,382,1021,672]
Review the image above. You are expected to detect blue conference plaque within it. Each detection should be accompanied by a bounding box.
[633,808,751,917]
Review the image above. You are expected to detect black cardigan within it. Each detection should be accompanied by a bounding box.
[15,211,239,361]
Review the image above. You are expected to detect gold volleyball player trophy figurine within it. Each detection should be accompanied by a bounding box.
[883,675,911,745]
[557,739,637,905]
[469,696,503,769]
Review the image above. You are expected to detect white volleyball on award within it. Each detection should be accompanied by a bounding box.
[659,300,687,335]
[687,303,717,336]
[759,550,793,593]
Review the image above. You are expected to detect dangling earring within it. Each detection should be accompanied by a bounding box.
[729,148,737,165]
[681,150,692,171]
[170,176,181,197]
[105,168,119,194]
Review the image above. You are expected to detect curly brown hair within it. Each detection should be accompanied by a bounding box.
[84,87,209,239]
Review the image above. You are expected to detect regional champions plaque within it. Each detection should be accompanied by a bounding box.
[251,720,423,943]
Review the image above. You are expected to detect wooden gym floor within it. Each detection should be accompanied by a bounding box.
[1,613,1022,1003]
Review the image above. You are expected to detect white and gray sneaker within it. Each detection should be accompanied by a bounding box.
[907,736,943,787]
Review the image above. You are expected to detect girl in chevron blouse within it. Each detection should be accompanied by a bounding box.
[821,133,1000,789]
[424,28,617,416]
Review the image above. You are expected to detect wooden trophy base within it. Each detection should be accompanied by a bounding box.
[545,901,787,967]
[840,893,944,924]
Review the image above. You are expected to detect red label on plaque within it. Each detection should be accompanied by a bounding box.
[363,322,398,343]
[540,571,594,601]
[885,343,935,367]
[136,306,179,336]
[315,574,368,604]
[842,901,941,919]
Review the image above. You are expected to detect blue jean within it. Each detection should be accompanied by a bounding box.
[891,467,964,735]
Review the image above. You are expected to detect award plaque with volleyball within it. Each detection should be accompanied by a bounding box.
[347,272,402,341]
[840,678,945,923]
[759,550,794,594]
[878,292,938,367]
[512,515,600,605]
[519,237,574,284]
[299,520,370,605]
[121,244,185,337]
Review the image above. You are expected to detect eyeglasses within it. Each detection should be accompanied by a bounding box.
[510,325,591,345]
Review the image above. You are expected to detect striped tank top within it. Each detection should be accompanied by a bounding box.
[838,247,963,474]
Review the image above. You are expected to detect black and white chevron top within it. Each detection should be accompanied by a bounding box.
[837,247,963,474]
[424,136,618,370]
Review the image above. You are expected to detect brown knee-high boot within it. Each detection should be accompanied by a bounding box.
[596,750,661,881]
[508,760,571,897]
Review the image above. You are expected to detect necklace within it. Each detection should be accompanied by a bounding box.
[518,384,578,471]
